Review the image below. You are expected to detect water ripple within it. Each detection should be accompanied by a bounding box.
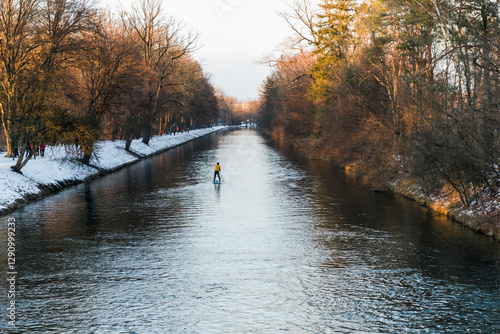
[1,130,499,333]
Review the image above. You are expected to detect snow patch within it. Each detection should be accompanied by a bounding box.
[0,127,224,212]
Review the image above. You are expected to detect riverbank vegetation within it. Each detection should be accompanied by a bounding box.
[258,0,500,236]
[0,0,220,172]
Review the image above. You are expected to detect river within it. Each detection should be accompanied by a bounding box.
[1,129,499,333]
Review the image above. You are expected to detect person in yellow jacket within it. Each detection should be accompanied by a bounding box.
[214,162,221,182]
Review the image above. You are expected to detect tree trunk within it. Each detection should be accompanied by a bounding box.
[0,103,14,157]
[124,129,133,151]
[125,138,133,151]
[142,82,162,145]
[82,153,91,165]
[481,2,493,109]
[11,141,32,174]
[142,124,152,145]
[4,132,14,158]
[82,145,93,165]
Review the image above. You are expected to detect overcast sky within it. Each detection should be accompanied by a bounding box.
[107,0,298,101]
[162,0,294,101]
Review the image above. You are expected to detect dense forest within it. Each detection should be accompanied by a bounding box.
[0,0,225,173]
[258,0,500,209]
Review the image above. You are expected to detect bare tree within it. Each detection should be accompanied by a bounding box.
[69,16,143,164]
[216,90,238,125]
[0,0,40,165]
[279,0,319,50]
[121,0,197,145]
[0,0,94,172]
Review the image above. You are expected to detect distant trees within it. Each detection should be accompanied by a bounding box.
[217,90,239,125]
[259,0,500,205]
[216,90,257,126]
[0,0,219,172]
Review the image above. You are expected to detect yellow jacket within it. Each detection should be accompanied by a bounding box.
[215,164,221,171]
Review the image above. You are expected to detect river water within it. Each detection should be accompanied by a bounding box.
[1,129,499,333]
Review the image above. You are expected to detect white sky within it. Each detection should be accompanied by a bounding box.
[106,0,299,101]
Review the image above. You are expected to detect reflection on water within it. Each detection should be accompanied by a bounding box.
[1,130,499,333]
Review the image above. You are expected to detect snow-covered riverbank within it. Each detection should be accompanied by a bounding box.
[0,127,225,214]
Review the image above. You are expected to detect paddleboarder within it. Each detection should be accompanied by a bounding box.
[214,162,221,183]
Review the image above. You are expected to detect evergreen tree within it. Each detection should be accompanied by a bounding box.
[310,0,357,102]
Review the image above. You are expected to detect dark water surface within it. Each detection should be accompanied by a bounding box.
[1,130,499,333]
